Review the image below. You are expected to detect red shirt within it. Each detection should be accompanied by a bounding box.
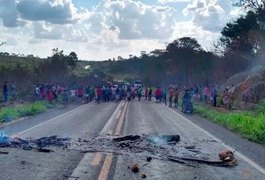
[96,88,102,96]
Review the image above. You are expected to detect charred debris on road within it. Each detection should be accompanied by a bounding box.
[0,133,237,167]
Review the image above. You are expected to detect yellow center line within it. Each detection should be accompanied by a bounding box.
[97,101,128,180]
[90,103,124,167]
[115,102,128,135]
[115,109,122,120]
[98,155,113,180]
[91,152,103,166]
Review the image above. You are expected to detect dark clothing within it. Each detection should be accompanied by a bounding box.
[3,84,8,102]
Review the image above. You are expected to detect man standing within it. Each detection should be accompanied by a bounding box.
[168,87,174,107]
[3,81,9,104]
[137,86,142,101]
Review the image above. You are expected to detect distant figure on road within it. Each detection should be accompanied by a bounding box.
[168,87,174,107]
[137,86,142,101]
[148,88,152,101]
[173,88,179,108]
[96,86,102,104]
[162,88,167,105]
[85,86,91,103]
[145,88,148,100]
[155,87,162,103]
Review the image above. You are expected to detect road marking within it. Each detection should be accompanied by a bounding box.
[97,101,128,180]
[98,155,113,180]
[17,104,88,135]
[167,107,265,176]
[91,152,103,166]
[91,129,113,166]
[115,109,122,119]
[115,102,128,135]
[99,102,124,136]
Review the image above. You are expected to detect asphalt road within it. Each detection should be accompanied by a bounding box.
[0,100,265,180]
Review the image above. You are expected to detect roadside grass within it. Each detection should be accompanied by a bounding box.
[194,102,265,145]
[0,101,52,123]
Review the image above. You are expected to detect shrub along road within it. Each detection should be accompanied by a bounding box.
[0,100,264,180]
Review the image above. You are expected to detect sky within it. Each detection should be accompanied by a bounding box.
[0,0,243,60]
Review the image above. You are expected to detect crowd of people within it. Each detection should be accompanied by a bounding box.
[1,80,242,110]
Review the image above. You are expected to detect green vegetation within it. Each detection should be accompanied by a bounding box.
[194,103,265,144]
[0,101,50,123]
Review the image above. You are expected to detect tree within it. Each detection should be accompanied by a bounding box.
[233,0,265,10]
[68,51,78,68]
[166,37,202,83]
[220,2,265,63]
[166,37,202,53]
[220,11,260,55]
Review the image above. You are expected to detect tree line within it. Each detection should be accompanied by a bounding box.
[91,0,265,87]
[1,0,265,99]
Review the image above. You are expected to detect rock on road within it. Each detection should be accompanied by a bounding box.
[0,100,265,180]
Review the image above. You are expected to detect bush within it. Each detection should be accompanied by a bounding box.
[0,101,48,123]
[256,100,265,114]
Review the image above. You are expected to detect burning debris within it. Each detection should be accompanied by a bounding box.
[0,133,237,167]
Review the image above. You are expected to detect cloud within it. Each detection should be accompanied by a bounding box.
[0,0,242,60]
[172,21,219,50]
[33,21,63,39]
[88,0,175,40]
[16,0,78,24]
[158,0,191,3]
[182,0,228,32]
[0,0,18,27]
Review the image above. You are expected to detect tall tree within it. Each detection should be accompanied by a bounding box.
[68,51,78,68]
[166,37,202,83]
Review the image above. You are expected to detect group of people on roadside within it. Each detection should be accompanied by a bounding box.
[144,86,180,108]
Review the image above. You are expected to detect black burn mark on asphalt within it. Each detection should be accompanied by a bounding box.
[0,134,236,167]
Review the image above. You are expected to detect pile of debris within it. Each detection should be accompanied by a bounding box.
[0,134,70,152]
[0,134,237,167]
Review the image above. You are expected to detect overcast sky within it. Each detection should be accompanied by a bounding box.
[0,0,242,60]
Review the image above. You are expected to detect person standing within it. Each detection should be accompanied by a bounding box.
[212,86,218,107]
[174,88,179,108]
[148,88,152,101]
[203,85,210,104]
[145,88,148,100]
[162,88,167,105]
[96,86,102,104]
[3,81,9,104]
[137,86,142,101]
[168,87,174,107]
[85,86,90,103]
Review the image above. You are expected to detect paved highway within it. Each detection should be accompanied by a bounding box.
[0,100,265,180]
